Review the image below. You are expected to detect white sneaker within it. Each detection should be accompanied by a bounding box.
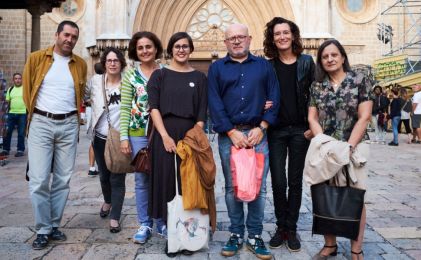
[133,225,152,244]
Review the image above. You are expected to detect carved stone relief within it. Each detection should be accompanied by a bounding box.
[187,0,239,40]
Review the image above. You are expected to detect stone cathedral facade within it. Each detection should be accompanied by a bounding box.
[0,0,415,80]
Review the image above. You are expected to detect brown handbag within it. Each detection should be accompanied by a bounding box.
[131,123,154,174]
[101,75,134,174]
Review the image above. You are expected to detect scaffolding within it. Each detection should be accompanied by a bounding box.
[377,0,421,73]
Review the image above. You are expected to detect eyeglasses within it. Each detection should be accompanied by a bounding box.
[106,59,120,64]
[225,35,248,43]
[174,44,190,51]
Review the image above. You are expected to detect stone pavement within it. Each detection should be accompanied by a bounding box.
[0,131,420,260]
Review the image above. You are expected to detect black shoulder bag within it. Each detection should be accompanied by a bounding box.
[311,166,366,240]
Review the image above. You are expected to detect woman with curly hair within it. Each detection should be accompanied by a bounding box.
[263,17,315,252]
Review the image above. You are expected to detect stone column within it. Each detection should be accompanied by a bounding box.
[27,3,50,52]
[94,0,131,57]
[29,11,41,52]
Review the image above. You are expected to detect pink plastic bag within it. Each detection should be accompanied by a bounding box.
[230,147,264,202]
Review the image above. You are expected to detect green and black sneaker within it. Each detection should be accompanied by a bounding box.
[221,233,243,257]
[246,235,272,260]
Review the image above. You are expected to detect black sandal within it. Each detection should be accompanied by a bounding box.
[109,223,121,233]
[312,244,338,260]
[351,250,364,259]
[323,244,338,256]
[100,204,110,218]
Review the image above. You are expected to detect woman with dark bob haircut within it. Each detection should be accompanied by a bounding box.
[263,17,315,252]
[166,32,194,58]
[86,47,127,233]
[120,31,166,244]
[308,39,373,259]
[147,31,207,257]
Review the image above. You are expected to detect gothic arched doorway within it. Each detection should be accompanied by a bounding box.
[133,0,295,66]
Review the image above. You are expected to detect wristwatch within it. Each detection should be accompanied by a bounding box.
[258,125,267,134]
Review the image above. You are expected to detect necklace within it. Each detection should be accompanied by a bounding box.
[330,74,346,90]
[331,82,339,89]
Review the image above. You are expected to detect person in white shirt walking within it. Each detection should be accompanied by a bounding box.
[23,20,87,250]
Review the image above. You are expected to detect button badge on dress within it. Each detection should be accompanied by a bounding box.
[189,82,195,88]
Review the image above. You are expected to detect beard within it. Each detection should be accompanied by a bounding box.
[228,48,249,59]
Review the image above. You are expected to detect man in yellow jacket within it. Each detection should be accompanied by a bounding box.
[22,20,87,250]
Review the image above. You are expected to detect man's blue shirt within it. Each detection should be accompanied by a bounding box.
[208,53,280,133]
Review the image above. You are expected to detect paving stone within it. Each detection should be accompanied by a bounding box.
[139,237,167,254]
[390,217,421,227]
[82,243,139,260]
[367,218,400,228]
[272,246,313,260]
[43,244,89,260]
[375,227,421,239]
[0,131,418,258]
[0,213,34,227]
[64,205,103,214]
[178,251,208,259]
[0,227,33,243]
[378,242,405,255]
[364,227,387,242]
[134,254,172,260]
[389,239,421,250]
[27,228,93,244]
[405,250,421,260]
[60,212,77,227]
[65,213,109,229]
[211,231,231,242]
[210,252,241,260]
[0,199,33,214]
[0,243,48,259]
[122,197,136,206]
[207,241,224,253]
[260,230,271,242]
[121,214,139,228]
[86,228,137,244]
[121,205,137,214]
[396,210,421,218]
[263,223,276,233]
[382,253,412,260]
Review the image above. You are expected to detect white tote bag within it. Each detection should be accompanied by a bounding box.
[167,155,210,253]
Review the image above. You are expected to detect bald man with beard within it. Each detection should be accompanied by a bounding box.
[208,24,280,260]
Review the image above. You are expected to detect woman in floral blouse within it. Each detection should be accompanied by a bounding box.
[308,39,373,260]
[120,31,166,244]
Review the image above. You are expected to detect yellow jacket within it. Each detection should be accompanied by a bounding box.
[22,45,87,129]
[176,124,217,232]
[177,142,208,210]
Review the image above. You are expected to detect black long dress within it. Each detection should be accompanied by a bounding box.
[147,67,207,221]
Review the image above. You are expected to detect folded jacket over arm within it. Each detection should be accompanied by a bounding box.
[303,133,369,190]
[176,124,217,232]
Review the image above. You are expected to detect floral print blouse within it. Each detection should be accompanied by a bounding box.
[309,71,374,141]
[120,64,162,139]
